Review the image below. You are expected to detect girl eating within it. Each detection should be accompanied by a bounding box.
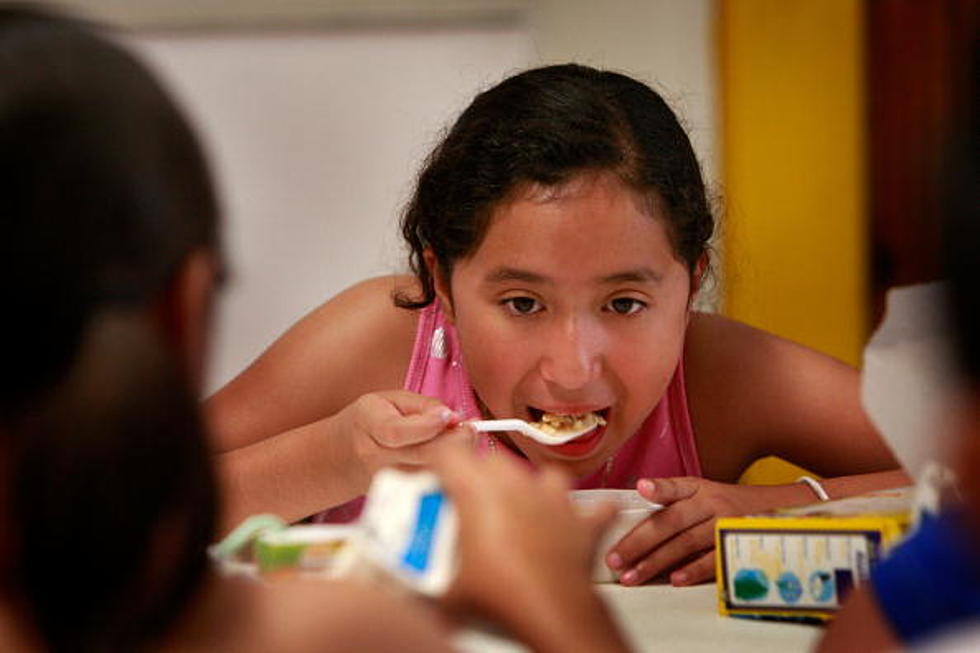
[210,63,908,586]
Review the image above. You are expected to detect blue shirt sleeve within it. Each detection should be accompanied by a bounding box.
[869,513,980,644]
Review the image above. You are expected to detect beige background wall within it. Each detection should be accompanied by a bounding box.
[131,27,533,393]
[532,0,718,185]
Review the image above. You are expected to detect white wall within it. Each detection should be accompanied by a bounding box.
[131,27,535,393]
[532,0,718,188]
[125,1,715,395]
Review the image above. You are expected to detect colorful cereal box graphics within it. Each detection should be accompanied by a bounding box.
[715,487,912,621]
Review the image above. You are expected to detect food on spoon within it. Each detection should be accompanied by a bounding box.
[530,412,606,435]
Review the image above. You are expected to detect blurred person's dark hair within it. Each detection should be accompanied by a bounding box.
[942,34,980,551]
[0,4,220,650]
[942,42,979,391]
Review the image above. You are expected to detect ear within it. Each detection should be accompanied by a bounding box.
[692,254,708,294]
[423,247,456,323]
[153,248,219,391]
[687,254,709,311]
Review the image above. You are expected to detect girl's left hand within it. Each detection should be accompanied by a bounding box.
[606,477,766,586]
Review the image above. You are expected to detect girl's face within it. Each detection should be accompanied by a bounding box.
[436,172,694,477]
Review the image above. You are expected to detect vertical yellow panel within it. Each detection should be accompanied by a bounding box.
[719,0,866,365]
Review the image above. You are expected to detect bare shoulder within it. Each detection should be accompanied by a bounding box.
[686,310,831,356]
[683,313,773,478]
[282,274,423,394]
[684,312,886,479]
[207,275,424,450]
[293,275,420,358]
[298,273,418,334]
[685,311,766,364]
[685,311,812,402]
[685,310,859,398]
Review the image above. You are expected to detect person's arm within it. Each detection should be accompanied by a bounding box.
[217,392,470,531]
[433,445,630,653]
[206,276,466,532]
[685,312,904,482]
[817,586,900,652]
[606,313,910,585]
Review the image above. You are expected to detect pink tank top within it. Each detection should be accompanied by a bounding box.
[314,300,701,522]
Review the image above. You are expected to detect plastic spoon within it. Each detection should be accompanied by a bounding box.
[468,415,603,445]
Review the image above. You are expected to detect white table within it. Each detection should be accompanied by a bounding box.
[455,583,822,652]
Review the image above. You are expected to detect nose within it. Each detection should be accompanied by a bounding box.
[537,315,603,391]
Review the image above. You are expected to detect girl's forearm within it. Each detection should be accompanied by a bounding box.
[215,415,363,535]
[819,469,913,499]
[745,469,913,512]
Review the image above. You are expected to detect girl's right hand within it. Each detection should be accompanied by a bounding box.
[215,389,470,530]
[335,390,473,490]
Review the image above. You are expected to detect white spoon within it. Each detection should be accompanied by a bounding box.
[468,414,603,446]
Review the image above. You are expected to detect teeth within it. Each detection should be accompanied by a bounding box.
[530,411,606,435]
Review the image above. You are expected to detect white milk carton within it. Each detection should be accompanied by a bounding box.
[346,468,459,596]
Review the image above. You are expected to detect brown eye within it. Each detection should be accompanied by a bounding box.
[607,297,646,315]
[503,296,542,315]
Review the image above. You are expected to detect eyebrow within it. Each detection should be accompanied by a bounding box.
[485,267,549,284]
[483,266,663,285]
[598,268,664,284]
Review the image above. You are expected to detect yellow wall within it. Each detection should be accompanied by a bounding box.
[719,0,866,365]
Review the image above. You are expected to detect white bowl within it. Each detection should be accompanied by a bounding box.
[570,489,662,583]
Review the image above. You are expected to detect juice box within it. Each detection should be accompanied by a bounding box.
[715,487,913,621]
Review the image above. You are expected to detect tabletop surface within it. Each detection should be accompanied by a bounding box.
[455,582,823,652]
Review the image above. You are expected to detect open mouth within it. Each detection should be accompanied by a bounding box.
[528,410,606,435]
[526,407,610,454]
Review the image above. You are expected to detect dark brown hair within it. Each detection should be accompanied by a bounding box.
[397,63,713,308]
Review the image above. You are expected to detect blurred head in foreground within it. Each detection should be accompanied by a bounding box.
[0,4,222,649]
[943,107,980,524]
